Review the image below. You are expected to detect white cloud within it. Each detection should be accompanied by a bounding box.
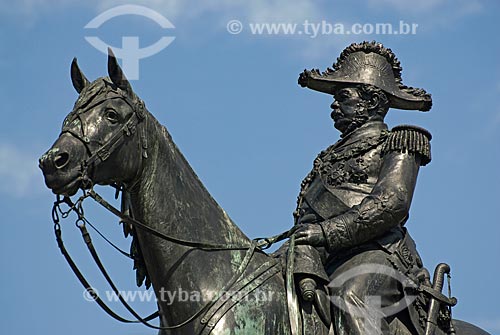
[0,0,75,16]
[94,0,322,23]
[367,0,448,12]
[2,0,486,21]
[0,143,44,198]
[0,0,321,22]
[364,0,484,30]
[0,0,484,63]
[96,0,185,19]
[367,0,483,15]
[1,0,483,31]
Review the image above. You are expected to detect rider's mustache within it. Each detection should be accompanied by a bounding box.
[330,104,343,120]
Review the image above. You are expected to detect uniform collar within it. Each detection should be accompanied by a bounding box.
[335,121,388,148]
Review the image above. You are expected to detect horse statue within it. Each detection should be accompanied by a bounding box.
[39,49,490,335]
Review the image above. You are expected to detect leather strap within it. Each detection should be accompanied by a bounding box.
[89,190,254,250]
[78,223,164,329]
[286,235,303,335]
[54,223,157,324]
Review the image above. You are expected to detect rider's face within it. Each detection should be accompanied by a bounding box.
[330,87,365,133]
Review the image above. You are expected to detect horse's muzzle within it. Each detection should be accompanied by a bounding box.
[39,133,87,196]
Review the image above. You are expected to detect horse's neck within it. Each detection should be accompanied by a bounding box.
[134,118,249,245]
[130,117,251,325]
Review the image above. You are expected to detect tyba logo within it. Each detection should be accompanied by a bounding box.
[85,5,175,80]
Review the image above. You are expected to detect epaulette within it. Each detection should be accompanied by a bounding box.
[382,125,432,166]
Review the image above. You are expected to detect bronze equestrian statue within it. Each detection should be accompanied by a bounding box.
[39,43,490,334]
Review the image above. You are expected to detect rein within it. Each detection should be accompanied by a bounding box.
[52,195,159,326]
[51,189,290,330]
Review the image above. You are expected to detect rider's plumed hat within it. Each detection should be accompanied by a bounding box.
[298,41,432,111]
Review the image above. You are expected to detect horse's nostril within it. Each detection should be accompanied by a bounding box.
[54,152,70,169]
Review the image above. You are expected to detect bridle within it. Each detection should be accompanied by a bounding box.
[60,87,147,189]
[51,90,291,331]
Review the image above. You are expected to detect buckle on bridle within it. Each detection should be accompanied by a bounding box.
[97,147,111,161]
[79,163,94,190]
[124,123,137,137]
[135,100,146,121]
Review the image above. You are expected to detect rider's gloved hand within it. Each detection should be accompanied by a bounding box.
[292,223,326,246]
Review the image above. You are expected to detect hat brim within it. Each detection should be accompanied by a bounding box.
[299,70,432,112]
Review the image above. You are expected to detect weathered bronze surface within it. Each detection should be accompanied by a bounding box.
[39,43,490,334]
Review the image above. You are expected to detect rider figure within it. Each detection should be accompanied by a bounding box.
[291,41,436,334]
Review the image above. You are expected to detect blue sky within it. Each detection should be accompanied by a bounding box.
[1,0,499,334]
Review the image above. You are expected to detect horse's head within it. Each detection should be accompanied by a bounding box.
[39,49,148,196]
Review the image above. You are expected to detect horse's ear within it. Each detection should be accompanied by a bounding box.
[71,58,89,94]
[107,48,133,96]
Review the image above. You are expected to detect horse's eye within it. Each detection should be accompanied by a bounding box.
[105,109,119,124]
